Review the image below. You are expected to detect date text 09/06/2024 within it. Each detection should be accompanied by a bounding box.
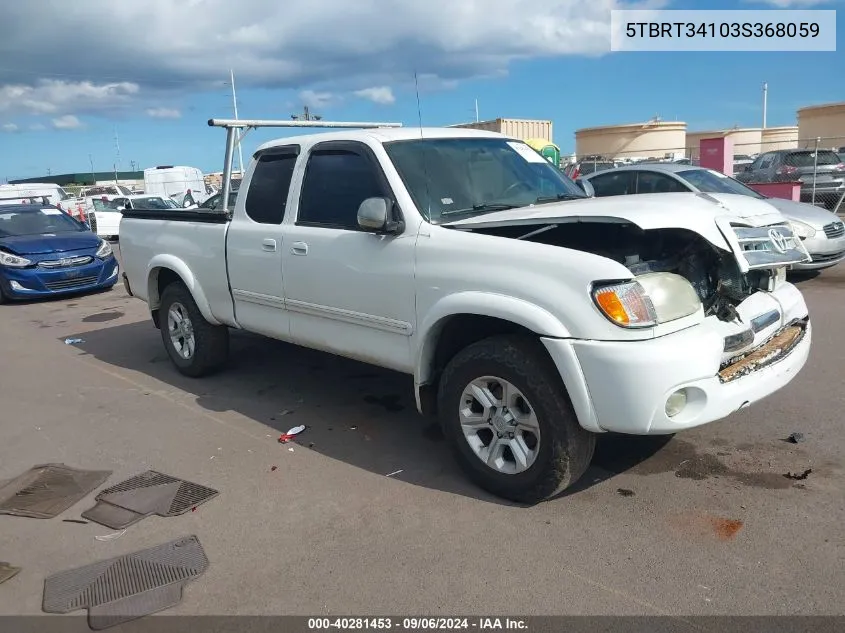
[308,617,528,630]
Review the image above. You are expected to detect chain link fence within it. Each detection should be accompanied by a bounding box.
[565,136,845,214]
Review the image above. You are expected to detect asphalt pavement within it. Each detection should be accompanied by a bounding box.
[0,247,843,619]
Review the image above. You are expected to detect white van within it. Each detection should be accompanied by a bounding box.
[0,183,73,207]
[143,166,207,203]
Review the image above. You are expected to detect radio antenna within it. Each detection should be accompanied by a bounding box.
[414,71,433,220]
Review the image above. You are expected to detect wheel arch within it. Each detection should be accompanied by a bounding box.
[147,256,220,328]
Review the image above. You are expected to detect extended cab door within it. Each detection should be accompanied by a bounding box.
[226,145,299,339]
[282,140,416,372]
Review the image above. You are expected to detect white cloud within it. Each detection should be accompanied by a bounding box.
[51,115,83,130]
[354,86,395,105]
[299,90,334,109]
[0,1,657,116]
[1,123,18,133]
[146,107,181,118]
[0,79,139,117]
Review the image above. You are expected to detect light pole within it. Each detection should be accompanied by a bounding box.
[229,69,245,177]
[762,82,768,129]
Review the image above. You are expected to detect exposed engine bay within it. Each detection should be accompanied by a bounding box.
[471,222,780,322]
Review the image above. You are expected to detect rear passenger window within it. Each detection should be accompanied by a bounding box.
[245,151,298,224]
[589,172,632,197]
[298,150,384,229]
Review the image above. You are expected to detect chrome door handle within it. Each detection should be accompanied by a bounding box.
[262,238,277,251]
[291,241,308,255]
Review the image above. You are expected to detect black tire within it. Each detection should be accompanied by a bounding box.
[159,281,229,377]
[437,334,595,504]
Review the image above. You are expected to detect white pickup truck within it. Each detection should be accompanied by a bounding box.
[120,121,812,503]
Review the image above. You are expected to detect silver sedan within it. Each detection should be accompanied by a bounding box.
[581,163,845,271]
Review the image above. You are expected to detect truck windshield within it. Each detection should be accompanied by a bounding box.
[0,207,85,236]
[383,137,586,223]
[678,168,766,199]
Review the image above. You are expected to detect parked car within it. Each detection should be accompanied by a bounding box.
[88,195,173,240]
[195,190,238,211]
[582,163,845,271]
[732,154,754,175]
[565,158,617,179]
[735,149,845,209]
[0,203,118,302]
[120,125,811,503]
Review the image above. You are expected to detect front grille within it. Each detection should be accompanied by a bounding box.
[38,256,94,269]
[44,276,98,291]
[823,221,845,239]
[810,251,845,263]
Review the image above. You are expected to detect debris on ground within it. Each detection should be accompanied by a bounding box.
[270,466,277,472]
[349,425,358,431]
[0,562,21,585]
[94,529,127,541]
[784,468,812,481]
[279,410,294,416]
[616,488,636,497]
[785,432,805,444]
[278,425,306,443]
[288,448,294,453]
[62,519,89,525]
[63,338,84,345]
[308,443,315,449]
[386,470,403,478]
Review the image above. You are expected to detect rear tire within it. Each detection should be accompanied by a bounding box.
[159,281,229,377]
[437,334,595,504]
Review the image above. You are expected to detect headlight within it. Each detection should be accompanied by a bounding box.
[0,250,32,268]
[790,220,816,239]
[95,240,113,258]
[592,273,702,328]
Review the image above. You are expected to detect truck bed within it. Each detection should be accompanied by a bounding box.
[119,209,237,327]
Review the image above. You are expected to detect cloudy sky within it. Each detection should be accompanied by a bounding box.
[0,0,842,179]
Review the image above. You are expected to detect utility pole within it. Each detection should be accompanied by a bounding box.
[230,69,245,177]
[89,154,95,185]
[130,160,137,172]
[762,82,768,129]
[475,99,479,122]
[291,105,322,121]
[113,125,121,171]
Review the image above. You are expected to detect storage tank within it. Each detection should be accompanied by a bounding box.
[451,118,553,143]
[575,120,687,160]
[760,126,799,152]
[685,128,762,160]
[797,102,845,148]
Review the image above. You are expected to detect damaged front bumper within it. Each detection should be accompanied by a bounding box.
[540,284,812,435]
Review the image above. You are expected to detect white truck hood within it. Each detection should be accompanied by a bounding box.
[443,192,810,273]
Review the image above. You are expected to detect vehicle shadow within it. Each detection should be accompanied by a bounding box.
[67,320,669,506]
[787,270,821,284]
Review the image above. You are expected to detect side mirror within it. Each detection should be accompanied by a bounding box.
[575,178,596,198]
[357,197,403,234]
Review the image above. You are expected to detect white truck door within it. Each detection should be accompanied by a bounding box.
[282,141,416,373]
[226,146,299,339]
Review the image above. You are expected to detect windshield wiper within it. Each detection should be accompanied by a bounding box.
[440,202,520,218]
[534,193,585,204]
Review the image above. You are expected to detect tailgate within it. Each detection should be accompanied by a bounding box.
[715,219,811,273]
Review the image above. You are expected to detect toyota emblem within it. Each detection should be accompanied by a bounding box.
[768,229,789,254]
[59,257,72,267]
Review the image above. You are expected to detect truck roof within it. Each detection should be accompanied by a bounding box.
[256,127,509,153]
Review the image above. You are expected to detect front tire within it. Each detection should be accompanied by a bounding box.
[159,282,229,377]
[437,335,595,504]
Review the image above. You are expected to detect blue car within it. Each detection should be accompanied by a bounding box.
[0,203,119,302]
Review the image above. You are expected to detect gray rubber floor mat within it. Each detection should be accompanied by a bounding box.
[81,470,219,529]
[0,562,21,585]
[43,535,209,630]
[0,464,112,519]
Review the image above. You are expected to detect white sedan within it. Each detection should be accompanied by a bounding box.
[88,195,173,240]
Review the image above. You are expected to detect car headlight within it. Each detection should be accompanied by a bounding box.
[592,273,702,328]
[0,250,32,268]
[95,239,113,258]
[790,220,816,239]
